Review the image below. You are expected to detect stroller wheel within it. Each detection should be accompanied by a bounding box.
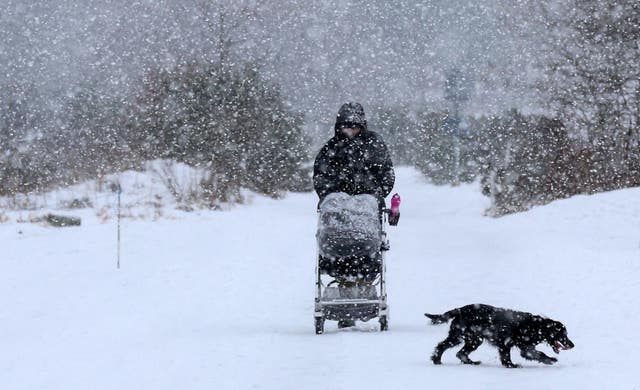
[315,316,325,334]
[379,315,388,331]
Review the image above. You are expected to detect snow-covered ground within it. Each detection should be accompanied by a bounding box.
[2,167,639,389]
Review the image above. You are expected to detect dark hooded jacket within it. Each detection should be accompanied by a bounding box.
[313,104,395,209]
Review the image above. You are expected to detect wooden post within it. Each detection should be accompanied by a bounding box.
[117,184,122,269]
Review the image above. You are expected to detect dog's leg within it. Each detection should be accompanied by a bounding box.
[498,345,519,368]
[456,336,483,365]
[520,347,557,365]
[431,335,462,365]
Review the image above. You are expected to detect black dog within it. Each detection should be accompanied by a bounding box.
[425,304,574,368]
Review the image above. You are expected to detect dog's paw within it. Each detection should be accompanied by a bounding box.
[542,357,558,365]
[457,354,482,365]
[503,363,521,368]
[431,356,442,365]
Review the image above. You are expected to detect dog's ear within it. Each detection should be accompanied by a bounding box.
[543,320,569,341]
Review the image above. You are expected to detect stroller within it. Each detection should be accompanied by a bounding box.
[314,192,399,334]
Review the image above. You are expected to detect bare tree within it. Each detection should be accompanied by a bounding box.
[539,0,640,189]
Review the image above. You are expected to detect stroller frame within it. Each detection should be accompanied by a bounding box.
[314,210,391,334]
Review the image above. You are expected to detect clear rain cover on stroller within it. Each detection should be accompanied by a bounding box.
[317,192,382,260]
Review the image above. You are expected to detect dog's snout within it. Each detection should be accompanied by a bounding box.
[565,338,575,349]
[558,338,574,349]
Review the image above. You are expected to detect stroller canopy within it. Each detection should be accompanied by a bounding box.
[317,192,382,259]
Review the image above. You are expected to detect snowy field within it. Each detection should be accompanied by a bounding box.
[2,167,639,389]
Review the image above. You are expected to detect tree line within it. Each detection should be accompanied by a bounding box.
[2,0,639,214]
[0,59,310,206]
[373,105,639,216]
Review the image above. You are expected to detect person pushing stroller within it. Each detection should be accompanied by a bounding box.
[313,103,395,329]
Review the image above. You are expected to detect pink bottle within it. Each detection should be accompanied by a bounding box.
[390,194,401,217]
[389,193,401,225]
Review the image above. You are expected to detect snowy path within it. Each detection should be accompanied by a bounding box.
[2,168,640,389]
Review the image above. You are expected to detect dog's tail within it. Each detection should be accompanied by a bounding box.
[424,309,460,325]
